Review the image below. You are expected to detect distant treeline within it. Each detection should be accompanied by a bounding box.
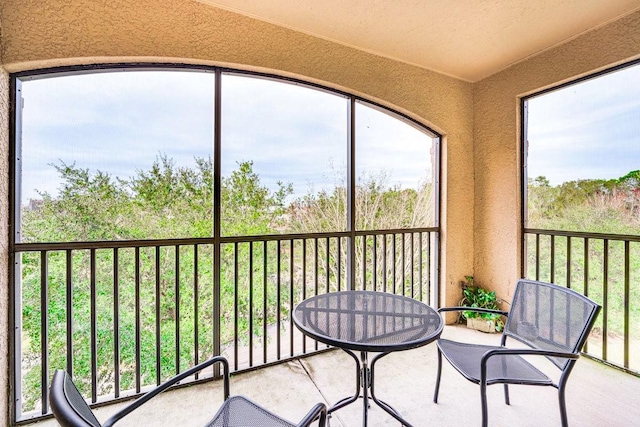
[528,170,640,234]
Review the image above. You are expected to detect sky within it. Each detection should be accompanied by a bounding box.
[18,70,435,204]
[526,63,640,185]
[17,62,640,206]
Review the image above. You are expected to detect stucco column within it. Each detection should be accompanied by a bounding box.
[473,9,640,302]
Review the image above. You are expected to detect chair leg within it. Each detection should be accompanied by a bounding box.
[433,348,443,403]
[503,384,510,405]
[480,382,489,427]
[319,407,327,427]
[558,383,569,427]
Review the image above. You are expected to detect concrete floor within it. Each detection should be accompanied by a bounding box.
[36,325,640,427]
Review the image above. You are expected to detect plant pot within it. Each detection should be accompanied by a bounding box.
[466,317,496,333]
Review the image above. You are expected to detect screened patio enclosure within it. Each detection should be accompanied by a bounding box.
[3,1,640,426]
[10,65,440,422]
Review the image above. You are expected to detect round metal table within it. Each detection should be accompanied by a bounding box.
[293,290,443,427]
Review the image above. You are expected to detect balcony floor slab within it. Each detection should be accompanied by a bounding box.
[33,326,640,427]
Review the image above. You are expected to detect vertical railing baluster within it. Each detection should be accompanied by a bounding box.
[402,233,406,296]
[289,239,294,357]
[314,238,319,350]
[565,286,571,347]
[372,235,377,291]
[277,240,281,361]
[382,234,387,293]
[410,232,415,298]
[234,243,239,371]
[535,233,540,281]
[90,249,97,402]
[624,241,630,369]
[249,242,254,367]
[583,237,590,353]
[113,248,120,396]
[603,239,609,361]
[392,234,397,294]
[427,232,432,304]
[314,238,319,298]
[549,286,556,341]
[427,233,432,307]
[584,238,590,297]
[40,251,49,414]
[135,247,141,393]
[302,240,307,354]
[193,244,199,378]
[325,237,330,294]
[66,250,73,377]
[566,237,572,289]
[362,235,367,290]
[550,234,555,283]
[175,245,180,375]
[419,233,424,301]
[263,241,268,364]
[155,246,161,385]
[337,237,342,291]
[534,279,540,331]
[325,237,330,348]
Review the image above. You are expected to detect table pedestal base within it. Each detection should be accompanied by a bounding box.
[327,349,414,427]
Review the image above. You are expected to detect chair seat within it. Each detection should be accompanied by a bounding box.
[207,396,297,427]
[437,339,553,386]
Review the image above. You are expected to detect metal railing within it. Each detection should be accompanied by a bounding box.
[524,228,640,375]
[12,228,439,423]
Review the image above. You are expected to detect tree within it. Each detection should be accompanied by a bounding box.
[286,169,435,294]
[221,161,292,236]
[18,155,293,410]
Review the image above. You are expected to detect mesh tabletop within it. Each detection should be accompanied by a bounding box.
[293,291,443,352]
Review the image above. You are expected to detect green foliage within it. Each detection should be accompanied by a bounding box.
[19,156,293,411]
[19,155,435,412]
[128,154,215,238]
[287,168,434,233]
[528,172,640,234]
[459,276,504,332]
[221,161,292,236]
[285,169,435,296]
[21,161,132,242]
[526,170,640,361]
[616,170,640,189]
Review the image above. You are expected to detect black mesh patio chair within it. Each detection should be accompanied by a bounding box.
[433,279,601,427]
[50,356,327,427]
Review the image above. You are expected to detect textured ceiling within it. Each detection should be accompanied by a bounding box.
[196,0,640,82]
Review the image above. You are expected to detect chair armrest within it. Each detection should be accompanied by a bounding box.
[103,356,230,427]
[296,403,327,427]
[438,306,509,317]
[481,347,579,361]
[479,347,579,382]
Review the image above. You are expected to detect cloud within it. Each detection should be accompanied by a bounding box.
[527,64,640,185]
[18,69,436,202]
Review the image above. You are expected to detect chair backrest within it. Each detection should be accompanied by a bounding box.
[50,370,102,427]
[504,279,601,370]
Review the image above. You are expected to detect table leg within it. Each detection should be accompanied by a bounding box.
[326,349,361,416]
[327,349,414,427]
[370,352,414,427]
[361,351,369,427]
